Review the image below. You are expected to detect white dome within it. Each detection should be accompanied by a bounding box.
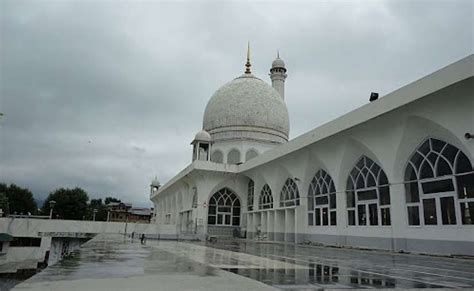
[193,130,211,142]
[203,73,289,143]
[272,57,286,69]
[151,177,161,187]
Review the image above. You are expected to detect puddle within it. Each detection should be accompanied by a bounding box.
[207,240,474,289]
[17,235,474,290]
[26,236,218,284]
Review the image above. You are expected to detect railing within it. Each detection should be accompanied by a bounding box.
[207,225,240,237]
[7,215,50,219]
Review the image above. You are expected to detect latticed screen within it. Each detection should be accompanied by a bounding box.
[259,184,273,209]
[404,138,474,226]
[280,178,300,207]
[308,169,336,226]
[208,188,241,226]
[346,156,391,226]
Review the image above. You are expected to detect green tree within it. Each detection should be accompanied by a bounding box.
[42,187,89,220]
[86,198,107,221]
[104,197,121,205]
[0,192,9,216]
[0,183,37,214]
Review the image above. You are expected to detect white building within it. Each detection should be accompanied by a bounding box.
[150,52,474,256]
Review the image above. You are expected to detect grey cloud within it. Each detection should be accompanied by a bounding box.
[1,0,472,206]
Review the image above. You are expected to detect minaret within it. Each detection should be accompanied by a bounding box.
[269,51,287,99]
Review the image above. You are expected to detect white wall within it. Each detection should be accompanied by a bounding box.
[153,76,473,255]
[0,218,160,268]
[242,77,473,254]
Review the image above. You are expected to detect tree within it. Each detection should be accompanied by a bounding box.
[0,183,37,214]
[0,192,9,216]
[104,197,121,205]
[42,187,89,220]
[86,198,107,221]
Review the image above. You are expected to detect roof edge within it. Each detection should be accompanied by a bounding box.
[153,54,473,198]
[240,54,474,171]
[152,161,239,199]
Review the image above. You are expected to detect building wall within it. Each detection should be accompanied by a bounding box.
[243,77,473,255]
[153,171,250,240]
[211,140,277,164]
[0,218,159,269]
[153,77,473,255]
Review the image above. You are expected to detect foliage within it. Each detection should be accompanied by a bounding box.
[42,187,89,220]
[104,197,121,205]
[0,192,9,216]
[0,183,37,214]
[86,198,108,221]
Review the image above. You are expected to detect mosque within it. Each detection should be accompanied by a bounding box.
[149,51,473,256]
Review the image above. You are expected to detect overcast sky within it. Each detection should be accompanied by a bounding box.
[1,0,472,207]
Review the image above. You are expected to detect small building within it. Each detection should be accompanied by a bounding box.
[106,202,132,222]
[106,202,152,223]
[128,208,152,223]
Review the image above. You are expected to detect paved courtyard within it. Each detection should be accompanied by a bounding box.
[13,234,474,290]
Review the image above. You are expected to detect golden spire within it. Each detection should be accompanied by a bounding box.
[245,42,251,74]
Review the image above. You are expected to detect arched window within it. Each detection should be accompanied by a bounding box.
[247,180,254,211]
[280,178,300,207]
[208,188,241,226]
[259,184,273,209]
[192,188,197,208]
[405,138,474,226]
[211,150,223,163]
[245,149,258,161]
[346,156,391,226]
[227,149,241,164]
[308,170,336,226]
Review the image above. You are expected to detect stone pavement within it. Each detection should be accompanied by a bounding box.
[12,234,474,290]
[12,234,276,291]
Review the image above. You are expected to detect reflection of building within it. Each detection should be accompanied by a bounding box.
[106,202,152,223]
[150,52,474,256]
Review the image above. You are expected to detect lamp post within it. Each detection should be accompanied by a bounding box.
[93,209,98,221]
[49,200,56,219]
[123,215,129,241]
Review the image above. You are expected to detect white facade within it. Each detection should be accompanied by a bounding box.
[151,54,474,256]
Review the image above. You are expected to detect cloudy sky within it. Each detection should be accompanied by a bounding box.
[1,0,472,207]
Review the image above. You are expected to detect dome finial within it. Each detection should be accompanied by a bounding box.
[245,42,251,74]
[277,49,280,59]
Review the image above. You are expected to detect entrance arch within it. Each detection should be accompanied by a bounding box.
[207,188,241,226]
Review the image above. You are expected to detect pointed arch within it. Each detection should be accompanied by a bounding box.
[192,187,198,208]
[393,115,472,182]
[280,178,300,207]
[404,138,474,226]
[208,188,241,226]
[247,179,255,211]
[308,169,336,226]
[259,184,273,209]
[346,156,391,226]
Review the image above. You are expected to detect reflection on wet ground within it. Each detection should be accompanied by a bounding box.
[206,240,474,289]
[28,235,216,284]
[23,235,474,290]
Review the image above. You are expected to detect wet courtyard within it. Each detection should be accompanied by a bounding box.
[12,234,474,290]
